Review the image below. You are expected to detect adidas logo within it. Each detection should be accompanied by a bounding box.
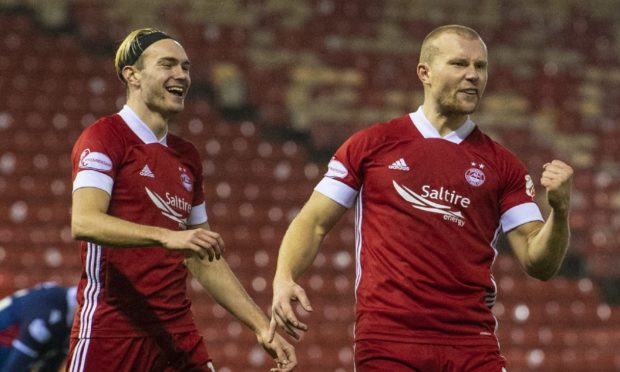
[388,158,410,171]
[139,165,155,178]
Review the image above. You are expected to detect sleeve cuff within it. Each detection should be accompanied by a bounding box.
[501,202,544,232]
[188,201,208,225]
[314,177,358,208]
[72,170,114,195]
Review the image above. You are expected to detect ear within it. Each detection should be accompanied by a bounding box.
[122,66,140,87]
[417,63,430,85]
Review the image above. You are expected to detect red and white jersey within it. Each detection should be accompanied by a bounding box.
[315,107,543,346]
[70,105,208,339]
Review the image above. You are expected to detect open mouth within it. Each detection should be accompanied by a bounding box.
[460,89,478,96]
[166,86,185,97]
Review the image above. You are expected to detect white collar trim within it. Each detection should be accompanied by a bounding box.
[408,106,476,144]
[118,105,168,146]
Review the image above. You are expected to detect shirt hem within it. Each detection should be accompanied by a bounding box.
[355,332,499,346]
[71,323,197,338]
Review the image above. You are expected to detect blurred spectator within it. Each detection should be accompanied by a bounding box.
[0,282,77,372]
[212,62,257,121]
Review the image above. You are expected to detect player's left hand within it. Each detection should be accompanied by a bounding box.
[256,329,298,371]
[541,160,573,214]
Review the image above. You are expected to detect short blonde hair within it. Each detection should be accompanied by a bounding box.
[419,25,483,64]
[114,28,172,83]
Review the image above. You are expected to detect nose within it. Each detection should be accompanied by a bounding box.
[465,66,479,82]
[172,65,190,81]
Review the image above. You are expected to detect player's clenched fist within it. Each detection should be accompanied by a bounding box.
[162,228,225,261]
[541,160,573,213]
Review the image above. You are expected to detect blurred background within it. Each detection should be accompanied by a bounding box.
[0,0,619,371]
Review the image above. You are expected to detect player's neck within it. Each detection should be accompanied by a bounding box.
[126,99,169,140]
[422,105,468,137]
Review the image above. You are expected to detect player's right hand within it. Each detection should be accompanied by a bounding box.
[269,278,312,341]
[256,328,298,371]
[541,160,573,214]
[162,228,225,261]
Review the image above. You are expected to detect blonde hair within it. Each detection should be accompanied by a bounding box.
[419,25,483,64]
[114,28,171,83]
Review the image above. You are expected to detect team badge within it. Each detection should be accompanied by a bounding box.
[525,175,535,199]
[465,162,486,187]
[179,167,193,192]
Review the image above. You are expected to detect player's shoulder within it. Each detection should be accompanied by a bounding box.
[167,133,199,154]
[473,128,525,167]
[364,114,411,135]
[166,133,202,166]
[350,114,412,144]
[79,113,127,140]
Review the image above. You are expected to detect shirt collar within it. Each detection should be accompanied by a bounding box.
[408,106,476,144]
[118,105,168,146]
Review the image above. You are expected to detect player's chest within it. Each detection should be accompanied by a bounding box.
[114,145,196,209]
[363,141,500,216]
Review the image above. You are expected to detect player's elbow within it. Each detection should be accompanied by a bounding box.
[71,220,87,241]
[71,213,97,241]
[524,250,567,282]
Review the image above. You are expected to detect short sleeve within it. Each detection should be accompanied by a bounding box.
[188,146,208,225]
[71,121,123,195]
[314,130,370,208]
[499,151,544,232]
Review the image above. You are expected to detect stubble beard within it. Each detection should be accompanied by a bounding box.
[437,94,478,117]
[144,98,184,123]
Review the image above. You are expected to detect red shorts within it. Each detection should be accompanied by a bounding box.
[355,339,507,372]
[66,331,215,372]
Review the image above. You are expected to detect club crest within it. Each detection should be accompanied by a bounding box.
[465,165,486,187]
[179,167,193,192]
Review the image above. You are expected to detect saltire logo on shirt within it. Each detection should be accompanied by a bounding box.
[392,180,467,227]
[144,187,189,227]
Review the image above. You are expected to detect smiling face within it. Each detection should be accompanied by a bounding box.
[127,39,191,117]
[418,32,488,118]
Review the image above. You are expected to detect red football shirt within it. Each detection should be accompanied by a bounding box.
[315,107,543,346]
[70,105,208,339]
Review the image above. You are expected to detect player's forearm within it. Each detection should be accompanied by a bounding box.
[186,256,269,334]
[525,209,570,280]
[274,216,325,282]
[71,209,168,247]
